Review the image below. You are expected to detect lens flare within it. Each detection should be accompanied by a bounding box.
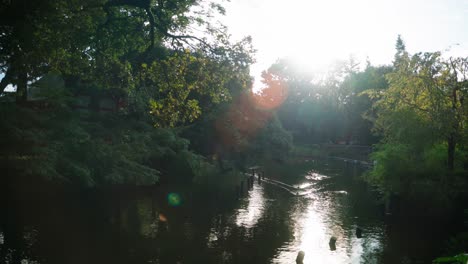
[213,69,287,152]
[167,193,182,207]
[251,70,288,110]
[159,213,168,222]
[214,93,272,150]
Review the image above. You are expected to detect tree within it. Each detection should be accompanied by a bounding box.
[255,58,381,145]
[341,64,391,144]
[394,34,406,64]
[0,0,254,115]
[370,37,468,171]
[0,0,255,187]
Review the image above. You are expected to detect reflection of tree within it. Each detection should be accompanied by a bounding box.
[205,188,295,264]
[0,186,309,264]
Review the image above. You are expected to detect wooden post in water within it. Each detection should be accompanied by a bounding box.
[329,237,337,251]
[296,251,305,264]
[356,227,362,238]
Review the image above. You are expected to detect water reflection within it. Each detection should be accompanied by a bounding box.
[0,159,451,264]
[235,183,266,228]
[270,161,384,263]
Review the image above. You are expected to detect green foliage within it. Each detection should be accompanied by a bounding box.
[370,45,468,170]
[1,0,254,126]
[182,87,294,173]
[435,210,468,263]
[341,64,392,144]
[423,144,449,176]
[374,109,437,151]
[140,48,252,127]
[364,36,468,200]
[246,114,293,164]
[0,99,219,186]
[366,143,415,195]
[366,141,467,199]
[0,0,255,189]
[433,254,468,264]
[260,58,389,145]
[442,232,468,259]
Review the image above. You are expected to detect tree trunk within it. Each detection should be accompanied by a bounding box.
[447,134,456,171]
[15,72,28,104]
[447,82,459,172]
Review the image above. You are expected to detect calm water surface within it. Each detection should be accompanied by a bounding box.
[0,159,454,264]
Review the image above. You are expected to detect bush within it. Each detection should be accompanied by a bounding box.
[366,142,468,202]
[366,143,416,195]
[0,103,216,187]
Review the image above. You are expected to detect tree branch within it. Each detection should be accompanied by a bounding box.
[102,0,215,53]
[145,6,156,51]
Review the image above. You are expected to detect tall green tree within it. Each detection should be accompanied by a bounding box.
[340,64,391,144]
[372,47,468,170]
[0,0,255,186]
[0,0,254,114]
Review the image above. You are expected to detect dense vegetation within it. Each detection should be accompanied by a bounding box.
[247,37,468,206]
[1,0,467,199]
[367,38,468,202]
[0,0,293,189]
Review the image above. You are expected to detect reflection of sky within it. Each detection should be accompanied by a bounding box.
[203,166,384,263]
[206,181,266,249]
[271,170,383,264]
[235,183,266,228]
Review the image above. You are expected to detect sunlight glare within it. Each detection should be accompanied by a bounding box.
[222,0,404,91]
[235,184,266,228]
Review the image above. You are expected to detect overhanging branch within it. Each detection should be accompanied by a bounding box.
[103,0,213,53]
[145,6,156,50]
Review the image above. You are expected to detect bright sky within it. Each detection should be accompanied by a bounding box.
[220,0,468,87]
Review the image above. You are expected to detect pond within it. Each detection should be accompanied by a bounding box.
[0,159,457,264]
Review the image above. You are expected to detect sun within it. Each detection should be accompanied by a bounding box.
[235,0,383,92]
[287,50,335,74]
